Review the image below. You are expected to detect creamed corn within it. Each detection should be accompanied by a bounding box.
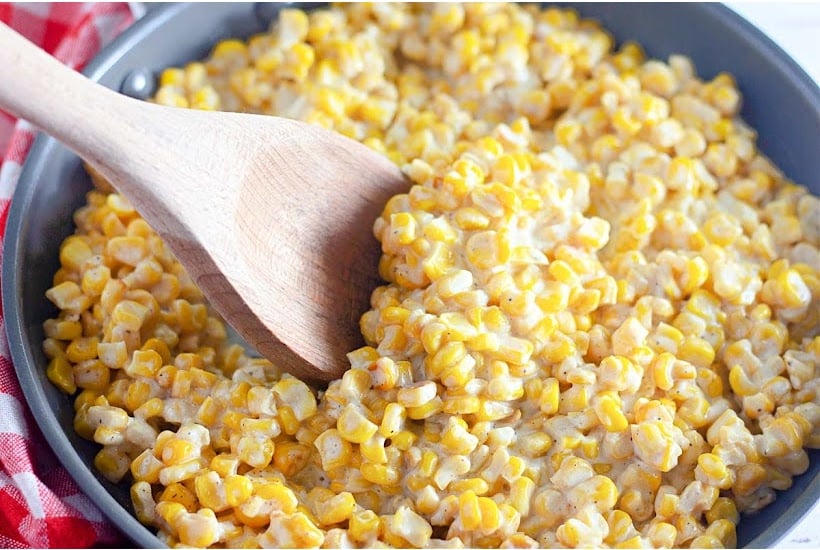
[44,3,819,548]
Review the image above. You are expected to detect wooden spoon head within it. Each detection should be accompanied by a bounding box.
[191,116,406,383]
[88,104,406,383]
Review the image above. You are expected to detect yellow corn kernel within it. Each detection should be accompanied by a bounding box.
[135,397,163,420]
[138,338,171,366]
[606,509,636,545]
[689,535,723,548]
[388,212,417,245]
[539,377,560,415]
[254,481,298,514]
[540,333,576,364]
[559,384,591,413]
[339,366,370,400]
[269,406,295,436]
[125,349,162,378]
[111,300,150,331]
[46,281,91,313]
[441,417,479,455]
[44,318,83,341]
[631,422,682,472]
[94,446,130,482]
[65,337,99,363]
[678,337,715,369]
[555,119,581,145]
[449,477,489,498]
[383,506,433,547]
[429,341,468,374]
[194,470,228,512]
[695,368,722,400]
[59,235,93,271]
[416,449,438,479]
[397,380,438,408]
[442,394,481,415]
[476,496,501,534]
[761,414,808,456]
[519,431,553,458]
[96,341,127,370]
[656,491,680,518]
[316,491,357,525]
[487,376,524,402]
[212,38,248,62]
[440,353,477,388]
[104,378,129,409]
[349,508,380,542]
[647,521,678,548]
[594,392,629,432]
[612,107,642,136]
[594,463,613,475]
[233,496,272,529]
[509,476,536,515]
[360,435,388,464]
[466,230,510,269]
[47,355,76,394]
[314,429,352,471]
[455,207,491,230]
[424,219,459,246]
[703,212,742,246]
[696,453,732,489]
[273,376,317,421]
[495,337,534,365]
[361,462,400,486]
[236,436,274,469]
[375,401,405,438]
[272,441,311,477]
[706,518,737,549]
[175,508,220,548]
[130,449,162,484]
[223,475,253,508]
[706,497,739,525]
[390,429,418,451]
[159,482,197,513]
[678,395,710,429]
[407,397,443,420]
[106,236,147,266]
[765,268,812,309]
[556,518,592,548]
[158,66,185,88]
[130,481,157,526]
[728,365,758,397]
[652,352,677,391]
[209,454,239,478]
[161,438,196,466]
[418,321,446,355]
[588,475,620,512]
[458,490,482,531]
[337,404,378,444]
[121,380,151,413]
[734,463,768,497]
[617,489,650,525]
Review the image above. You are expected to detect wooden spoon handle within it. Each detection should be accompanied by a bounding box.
[0,22,202,239]
[0,23,126,160]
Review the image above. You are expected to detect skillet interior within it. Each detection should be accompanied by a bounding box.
[3,3,818,547]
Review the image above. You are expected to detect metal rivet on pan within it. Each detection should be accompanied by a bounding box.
[120,68,156,100]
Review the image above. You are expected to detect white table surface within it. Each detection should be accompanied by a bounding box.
[723,5,820,548]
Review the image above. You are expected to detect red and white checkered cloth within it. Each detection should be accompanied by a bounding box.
[0,3,135,547]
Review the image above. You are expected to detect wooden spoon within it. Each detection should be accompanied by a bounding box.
[0,23,406,383]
